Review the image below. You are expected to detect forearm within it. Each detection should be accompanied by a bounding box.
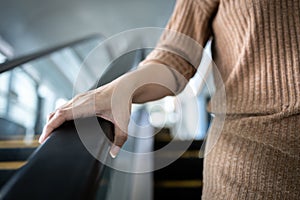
[117,63,183,104]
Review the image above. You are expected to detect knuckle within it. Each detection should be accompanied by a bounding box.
[56,109,66,117]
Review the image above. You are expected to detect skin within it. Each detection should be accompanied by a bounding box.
[39,63,185,158]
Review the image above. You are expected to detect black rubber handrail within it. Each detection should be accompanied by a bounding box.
[0,118,114,200]
[0,34,104,74]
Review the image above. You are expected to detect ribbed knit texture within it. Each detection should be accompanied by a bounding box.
[140,0,300,199]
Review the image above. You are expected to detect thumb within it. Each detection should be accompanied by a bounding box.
[109,126,128,158]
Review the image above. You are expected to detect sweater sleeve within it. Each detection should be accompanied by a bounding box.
[139,0,219,81]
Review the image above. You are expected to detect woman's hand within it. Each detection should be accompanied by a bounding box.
[39,78,132,158]
[39,63,180,158]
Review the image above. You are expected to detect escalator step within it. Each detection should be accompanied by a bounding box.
[155,180,202,188]
[0,139,37,188]
[154,179,202,199]
[154,140,203,151]
[153,133,204,199]
[0,161,27,170]
[0,139,39,161]
[154,157,203,180]
[155,150,201,159]
[0,139,39,148]
[154,187,202,200]
[0,148,36,161]
[0,161,27,189]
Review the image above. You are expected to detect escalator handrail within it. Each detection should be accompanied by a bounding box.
[0,33,105,74]
[0,118,114,200]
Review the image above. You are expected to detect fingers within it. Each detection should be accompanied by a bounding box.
[109,126,128,158]
[39,86,131,160]
[47,112,55,122]
[39,91,97,144]
[39,109,72,143]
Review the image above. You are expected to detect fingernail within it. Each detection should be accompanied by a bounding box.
[38,135,44,144]
[109,145,120,158]
[39,132,45,143]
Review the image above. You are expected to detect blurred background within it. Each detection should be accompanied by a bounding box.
[0,0,174,56]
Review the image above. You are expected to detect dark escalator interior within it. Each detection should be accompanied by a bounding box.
[153,128,203,200]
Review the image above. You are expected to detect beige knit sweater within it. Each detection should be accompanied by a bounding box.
[141,0,300,199]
